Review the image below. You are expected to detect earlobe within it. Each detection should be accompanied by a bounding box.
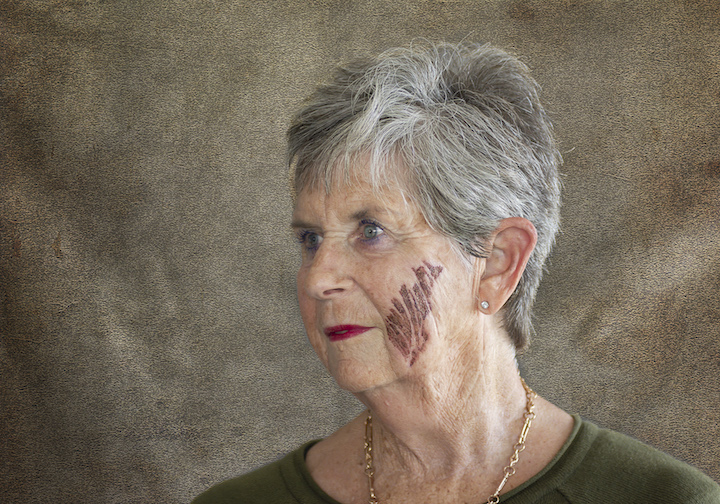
[475,218,537,314]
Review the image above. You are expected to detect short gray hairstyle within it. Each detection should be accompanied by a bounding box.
[287,42,561,349]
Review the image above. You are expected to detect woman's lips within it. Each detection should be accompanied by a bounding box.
[324,325,372,342]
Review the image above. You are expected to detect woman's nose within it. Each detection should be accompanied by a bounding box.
[302,241,354,299]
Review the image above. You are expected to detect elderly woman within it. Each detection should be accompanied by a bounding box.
[193,42,720,504]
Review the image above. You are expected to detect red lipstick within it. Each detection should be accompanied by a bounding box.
[324,325,372,342]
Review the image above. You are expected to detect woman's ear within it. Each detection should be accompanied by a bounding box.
[475,217,537,314]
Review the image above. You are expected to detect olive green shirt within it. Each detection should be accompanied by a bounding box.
[192,416,720,503]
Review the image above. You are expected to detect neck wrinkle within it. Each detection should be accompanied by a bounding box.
[356,326,527,483]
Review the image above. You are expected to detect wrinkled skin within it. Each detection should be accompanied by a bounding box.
[292,177,478,394]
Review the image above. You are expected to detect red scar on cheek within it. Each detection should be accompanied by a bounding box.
[384,261,443,366]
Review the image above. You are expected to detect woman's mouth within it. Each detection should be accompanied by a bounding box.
[324,325,372,342]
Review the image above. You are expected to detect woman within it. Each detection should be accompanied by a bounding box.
[194,42,720,503]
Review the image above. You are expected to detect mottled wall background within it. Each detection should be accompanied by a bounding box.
[1,1,719,502]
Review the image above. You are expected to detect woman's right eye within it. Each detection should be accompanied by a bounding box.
[297,231,322,251]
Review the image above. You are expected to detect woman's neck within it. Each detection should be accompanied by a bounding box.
[354,327,529,481]
[305,322,574,504]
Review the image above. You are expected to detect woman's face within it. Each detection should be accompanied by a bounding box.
[292,176,480,394]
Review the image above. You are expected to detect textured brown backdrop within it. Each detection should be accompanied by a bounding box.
[1,1,719,503]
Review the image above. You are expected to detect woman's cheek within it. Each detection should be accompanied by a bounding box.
[297,295,327,362]
[383,261,443,366]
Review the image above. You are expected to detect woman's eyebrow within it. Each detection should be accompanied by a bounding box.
[290,206,391,229]
[350,207,389,221]
[290,218,316,230]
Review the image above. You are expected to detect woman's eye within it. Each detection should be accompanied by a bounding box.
[307,233,320,247]
[298,231,322,250]
[360,222,384,240]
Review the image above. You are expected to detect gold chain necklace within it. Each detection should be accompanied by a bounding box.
[363,378,537,504]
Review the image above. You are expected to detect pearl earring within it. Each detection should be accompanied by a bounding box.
[480,301,489,310]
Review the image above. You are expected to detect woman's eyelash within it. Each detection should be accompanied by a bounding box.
[295,230,309,243]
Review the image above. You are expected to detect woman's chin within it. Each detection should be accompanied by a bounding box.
[328,358,401,394]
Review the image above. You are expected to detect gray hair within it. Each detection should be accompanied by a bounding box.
[287,42,561,349]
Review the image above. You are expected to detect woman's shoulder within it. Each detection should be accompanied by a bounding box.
[579,421,720,497]
[512,416,720,503]
[583,420,715,475]
[191,440,323,504]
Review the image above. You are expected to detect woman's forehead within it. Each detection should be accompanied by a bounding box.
[295,157,414,202]
[294,179,413,216]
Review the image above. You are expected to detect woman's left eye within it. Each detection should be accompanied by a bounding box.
[360,221,384,241]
